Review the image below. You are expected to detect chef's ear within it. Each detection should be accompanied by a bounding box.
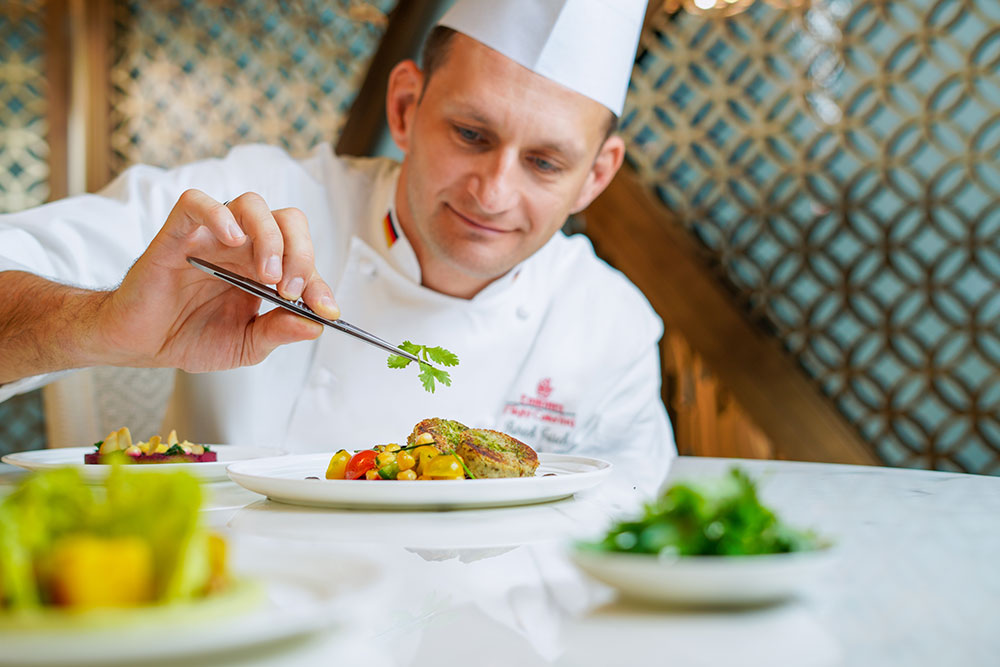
[569,134,626,214]
[386,60,423,154]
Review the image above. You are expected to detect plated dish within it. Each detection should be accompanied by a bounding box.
[0,467,382,664]
[3,444,284,483]
[324,417,539,481]
[84,426,216,464]
[228,452,612,510]
[571,468,833,606]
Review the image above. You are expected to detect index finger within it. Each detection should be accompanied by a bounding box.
[168,189,246,246]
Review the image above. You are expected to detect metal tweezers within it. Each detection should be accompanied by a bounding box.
[187,256,422,365]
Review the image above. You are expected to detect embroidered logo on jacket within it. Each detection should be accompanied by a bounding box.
[501,377,575,451]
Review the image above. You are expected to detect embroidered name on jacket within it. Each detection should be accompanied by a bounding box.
[502,378,575,451]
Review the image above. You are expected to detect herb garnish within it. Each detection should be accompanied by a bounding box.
[583,468,824,556]
[387,341,460,393]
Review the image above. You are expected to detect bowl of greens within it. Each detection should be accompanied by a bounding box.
[571,468,833,607]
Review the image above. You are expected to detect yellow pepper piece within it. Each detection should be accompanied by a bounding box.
[424,454,464,479]
[325,449,352,480]
[412,445,438,474]
[49,535,153,608]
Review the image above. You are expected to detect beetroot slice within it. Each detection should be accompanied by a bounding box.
[83,451,217,464]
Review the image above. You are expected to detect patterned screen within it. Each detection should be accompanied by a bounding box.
[0,0,48,455]
[624,0,1000,473]
[109,0,396,173]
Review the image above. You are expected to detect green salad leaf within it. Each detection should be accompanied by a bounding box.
[583,468,823,557]
[387,341,459,393]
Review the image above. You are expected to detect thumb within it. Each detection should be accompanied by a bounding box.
[244,309,323,365]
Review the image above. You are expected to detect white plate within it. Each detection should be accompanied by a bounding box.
[1,445,285,483]
[570,547,835,607]
[0,548,383,665]
[227,452,612,510]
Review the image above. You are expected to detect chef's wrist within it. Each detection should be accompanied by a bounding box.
[74,287,124,369]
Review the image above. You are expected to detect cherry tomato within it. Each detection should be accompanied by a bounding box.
[345,450,378,480]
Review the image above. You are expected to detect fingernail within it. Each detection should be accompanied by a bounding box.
[264,255,282,280]
[227,221,244,241]
[286,277,304,299]
[320,296,340,319]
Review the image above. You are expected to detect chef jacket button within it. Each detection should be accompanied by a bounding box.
[516,306,530,320]
[315,368,335,386]
[359,259,377,279]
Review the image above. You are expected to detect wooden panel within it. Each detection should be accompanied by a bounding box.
[80,0,112,193]
[585,165,879,465]
[43,0,69,201]
[336,0,442,157]
[662,330,774,459]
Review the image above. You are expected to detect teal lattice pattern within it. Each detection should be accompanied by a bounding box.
[109,0,397,173]
[625,0,1000,473]
[0,0,49,212]
[1,1,49,453]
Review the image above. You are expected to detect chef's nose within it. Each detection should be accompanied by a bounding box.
[469,150,519,214]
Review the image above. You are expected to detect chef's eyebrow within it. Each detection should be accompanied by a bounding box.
[448,106,585,164]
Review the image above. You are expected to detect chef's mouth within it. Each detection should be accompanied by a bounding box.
[446,204,511,234]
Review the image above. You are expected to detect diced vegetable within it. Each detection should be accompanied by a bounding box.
[325,450,352,480]
[49,535,153,608]
[345,450,378,480]
[424,455,463,480]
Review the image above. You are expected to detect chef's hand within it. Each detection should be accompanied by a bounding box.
[96,189,339,372]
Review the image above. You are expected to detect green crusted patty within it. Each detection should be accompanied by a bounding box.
[406,417,469,452]
[457,429,539,478]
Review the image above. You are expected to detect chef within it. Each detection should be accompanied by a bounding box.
[0,0,675,495]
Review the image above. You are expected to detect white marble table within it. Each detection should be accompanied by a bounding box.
[1,457,998,666]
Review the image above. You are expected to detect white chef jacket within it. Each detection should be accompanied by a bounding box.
[0,144,675,495]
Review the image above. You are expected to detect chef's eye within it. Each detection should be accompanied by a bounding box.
[455,126,483,144]
[529,156,560,174]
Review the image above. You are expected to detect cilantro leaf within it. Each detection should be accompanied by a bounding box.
[398,340,422,355]
[386,354,412,369]
[425,346,460,367]
[390,341,458,393]
[418,364,438,393]
[417,363,452,393]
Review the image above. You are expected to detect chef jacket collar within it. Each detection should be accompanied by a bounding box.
[368,179,525,303]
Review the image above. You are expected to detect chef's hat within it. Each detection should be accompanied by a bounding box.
[437,0,647,116]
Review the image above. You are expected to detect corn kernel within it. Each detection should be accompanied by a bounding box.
[397,450,416,471]
[365,469,381,480]
[376,451,397,467]
[397,469,417,481]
